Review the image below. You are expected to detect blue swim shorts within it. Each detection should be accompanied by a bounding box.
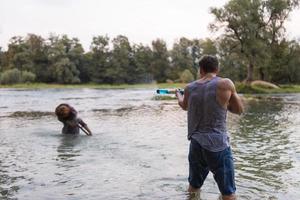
[188,138,236,195]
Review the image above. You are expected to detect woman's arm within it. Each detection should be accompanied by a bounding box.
[78,119,92,136]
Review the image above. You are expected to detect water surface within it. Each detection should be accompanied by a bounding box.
[0,89,299,199]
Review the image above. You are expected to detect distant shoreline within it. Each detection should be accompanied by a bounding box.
[0,83,186,90]
[1,83,300,94]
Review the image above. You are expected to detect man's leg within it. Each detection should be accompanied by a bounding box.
[222,194,236,200]
[207,147,236,199]
[188,185,199,193]
[188,139,209,192]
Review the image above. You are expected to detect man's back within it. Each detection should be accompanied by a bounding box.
[176,55,242,199]
[187,76,229,152]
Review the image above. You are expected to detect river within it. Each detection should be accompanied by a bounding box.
[0,88,299,200]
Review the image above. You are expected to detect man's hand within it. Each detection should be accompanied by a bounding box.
[175,88,181,98]
[176,87,188,111]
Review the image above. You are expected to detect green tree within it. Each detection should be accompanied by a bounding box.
[0,47,3,72]
[210,0,299,82]
[46,34,82,83]
[170,37,194,81]
[79,52,93,83]
[132,44,154,83]
[267,39,300,83]
[89,36,110,83]
[6,36,32,72]
[217,37,248,81]
[24,34,48,82]
[3,35,45,80]
[0,68,22,84]
[151,39,170,83]
[108,35,133,84]
[170,38,218,81]
[180,69,194,83]
[286,41,300,83]
[200,38,218,55]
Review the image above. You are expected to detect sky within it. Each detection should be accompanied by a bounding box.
[1,0,300,51]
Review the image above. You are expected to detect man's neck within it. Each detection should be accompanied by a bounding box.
[201,73,217,79]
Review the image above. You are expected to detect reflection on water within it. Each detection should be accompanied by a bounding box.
[0,89,300,199]
[56,135,82,163]
[231,98,300,199]
[0,159,20,200]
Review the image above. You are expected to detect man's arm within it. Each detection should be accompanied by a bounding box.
[226,80,244,115]
[176,86,189,111]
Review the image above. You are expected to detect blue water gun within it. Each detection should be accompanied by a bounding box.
[156,89,184,95]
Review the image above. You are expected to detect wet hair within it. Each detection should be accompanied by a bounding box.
[198,55,219,73]
[55,103,77,120]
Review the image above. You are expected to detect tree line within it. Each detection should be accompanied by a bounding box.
[0,0,299,85]
[0,34,215,84]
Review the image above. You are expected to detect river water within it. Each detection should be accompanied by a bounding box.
[0,88,299,200]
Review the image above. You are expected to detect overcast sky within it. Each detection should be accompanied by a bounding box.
[1,0,300,51]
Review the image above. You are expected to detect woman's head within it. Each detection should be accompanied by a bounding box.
[55,104,76,119]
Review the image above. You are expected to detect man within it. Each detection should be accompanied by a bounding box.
[176,55,243,200]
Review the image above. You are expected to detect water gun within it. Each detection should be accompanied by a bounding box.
[156,89,184,95]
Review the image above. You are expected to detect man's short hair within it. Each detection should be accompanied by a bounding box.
[198,55,219,73]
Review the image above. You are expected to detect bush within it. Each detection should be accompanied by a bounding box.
[71,77,81,84]
[0,69,37,84]
[0,68,22,84]
[21,71,36,83]
[179,69,194,83]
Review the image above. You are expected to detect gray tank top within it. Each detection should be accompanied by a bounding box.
[187,76,229,152]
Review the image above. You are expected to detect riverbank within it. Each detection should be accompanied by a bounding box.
[235,83,300,94]
[0,83,186,90]
[1,82,300,94]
